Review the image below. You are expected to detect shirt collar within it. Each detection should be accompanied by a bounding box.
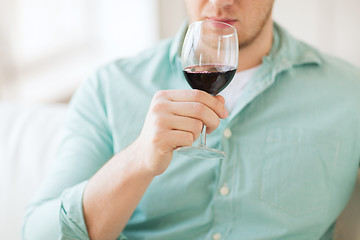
[169,21,323,71]
[263,22,322,72]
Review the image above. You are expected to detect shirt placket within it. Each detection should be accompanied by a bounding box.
[207,61,288,240]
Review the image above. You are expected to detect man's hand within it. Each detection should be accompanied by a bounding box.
[136,89,228,176]
[83,89,228,240]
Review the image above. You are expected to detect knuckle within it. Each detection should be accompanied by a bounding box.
[190,89,204,100]
[193,103,206,116]
[151,134,161,146]
[150,134,164,149]
[151,100,167,113]
[151,128,168,145]
[153,116,166,128]
[154,90,168,99]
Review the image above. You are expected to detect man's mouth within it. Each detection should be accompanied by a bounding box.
[207,18,237,26]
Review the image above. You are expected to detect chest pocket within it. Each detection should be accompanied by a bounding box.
[259,128,340,216]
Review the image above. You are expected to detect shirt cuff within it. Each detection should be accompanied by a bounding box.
[58,181,128,240]
[59,181,89,240]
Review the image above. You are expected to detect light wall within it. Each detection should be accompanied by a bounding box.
[0,0,170,103]
[273,0,360,68]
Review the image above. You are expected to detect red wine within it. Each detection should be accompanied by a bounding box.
[183,64,236,95]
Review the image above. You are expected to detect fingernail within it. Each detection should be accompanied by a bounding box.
[223,110,229,118]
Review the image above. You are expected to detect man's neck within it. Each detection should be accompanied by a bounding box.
[237,19,274,72]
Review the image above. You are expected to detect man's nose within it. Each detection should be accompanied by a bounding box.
[209,0,234,8]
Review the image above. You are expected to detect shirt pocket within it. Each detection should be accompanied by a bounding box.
[259,128,340,217]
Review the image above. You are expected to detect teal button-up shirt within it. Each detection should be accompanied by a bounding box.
[23,22,360,240]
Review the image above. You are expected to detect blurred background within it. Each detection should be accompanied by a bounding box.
[0,0,359,104]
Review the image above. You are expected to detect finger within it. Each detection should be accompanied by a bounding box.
[215,95,225,104]
[169,102,220,133]
[215,95,228,114]
[163,130,195,150]
[158,89,228,119]
[168,115,203,141]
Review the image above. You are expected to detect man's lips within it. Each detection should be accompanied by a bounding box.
[207,18,237,26]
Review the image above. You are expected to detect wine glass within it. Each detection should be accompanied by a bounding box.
[177,20,238,159]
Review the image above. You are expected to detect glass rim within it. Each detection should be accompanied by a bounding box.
[188,20,238,37]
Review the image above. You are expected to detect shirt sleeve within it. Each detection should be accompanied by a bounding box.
[59,181,89,239]
[23,73,127,240]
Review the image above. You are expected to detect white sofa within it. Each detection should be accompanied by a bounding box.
[1,102,360,240]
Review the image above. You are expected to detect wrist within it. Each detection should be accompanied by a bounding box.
[117,138,158,179]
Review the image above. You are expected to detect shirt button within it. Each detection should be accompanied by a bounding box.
[223,128,232,138]
[212,233,222,240]
[220,185,229,196]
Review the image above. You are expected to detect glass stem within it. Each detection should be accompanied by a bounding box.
[199,124,207,147]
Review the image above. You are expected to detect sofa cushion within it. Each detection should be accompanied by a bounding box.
[0,102,67,240]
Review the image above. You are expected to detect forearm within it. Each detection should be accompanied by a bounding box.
[83,139,155,240]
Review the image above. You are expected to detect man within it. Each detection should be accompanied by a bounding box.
[23,0,360,239]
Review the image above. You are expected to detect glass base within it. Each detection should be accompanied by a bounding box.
[176,146,226,160]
